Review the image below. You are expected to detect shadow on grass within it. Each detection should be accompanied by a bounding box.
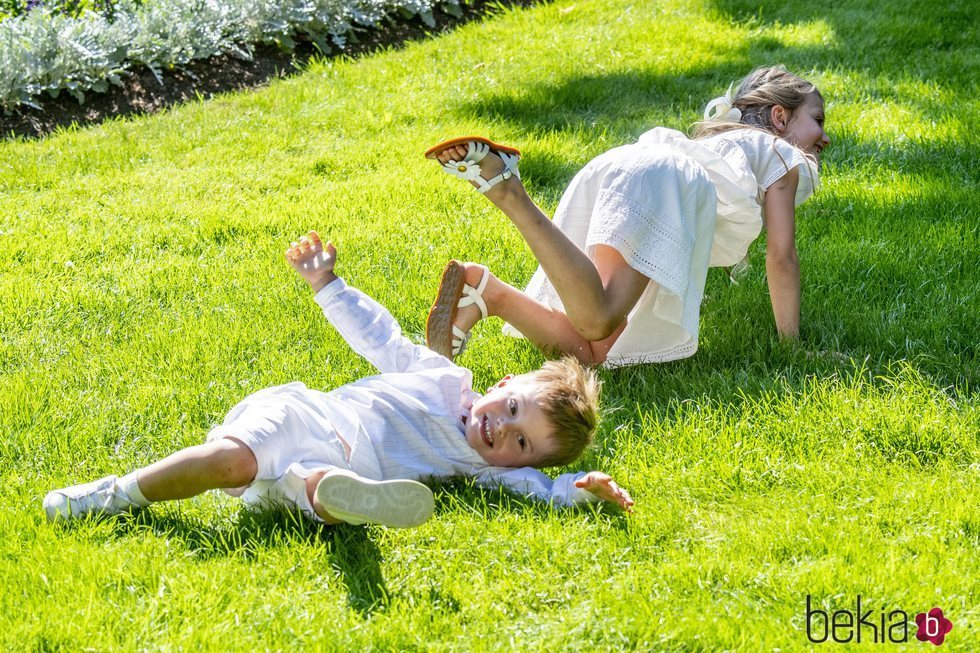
[90,507,391,616]
[707,0,976,85]
[58,478,634,614]
[443,0,977,200]
[441,7,976,391]
[429,477,633,530]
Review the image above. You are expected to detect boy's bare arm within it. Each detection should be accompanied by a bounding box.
[575,471,634,512]
[285,230,338,293]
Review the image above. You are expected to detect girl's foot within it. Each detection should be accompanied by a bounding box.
[429,139,523,200]
[455,262,494,335]
[426,261,501,359]
[285,230,338,293]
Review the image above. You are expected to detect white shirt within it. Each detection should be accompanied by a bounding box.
[312,278,598,507]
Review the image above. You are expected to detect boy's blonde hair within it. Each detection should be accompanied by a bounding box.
[527,356,601,468]
[692,65,822,139]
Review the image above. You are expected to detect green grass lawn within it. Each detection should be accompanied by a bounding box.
[1,0,977,649]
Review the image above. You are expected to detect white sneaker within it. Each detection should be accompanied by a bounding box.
[44,475,140,522]
[315,470,434,528]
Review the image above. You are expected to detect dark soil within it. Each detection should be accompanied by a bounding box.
[1,0,534,140]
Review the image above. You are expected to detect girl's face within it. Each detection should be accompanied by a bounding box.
[778,93,830,158]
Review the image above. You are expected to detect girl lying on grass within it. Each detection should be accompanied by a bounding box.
[45,231,633,528]
[425,65,829,367]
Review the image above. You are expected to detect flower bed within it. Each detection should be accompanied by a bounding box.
[0,0,461,110]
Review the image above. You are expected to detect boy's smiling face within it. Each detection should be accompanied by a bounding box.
[465,374,558,468]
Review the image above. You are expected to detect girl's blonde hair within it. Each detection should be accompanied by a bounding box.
[692,65,821,139]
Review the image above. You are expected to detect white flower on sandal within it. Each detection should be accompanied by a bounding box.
[442,159,483,181]
[427,137,520,194]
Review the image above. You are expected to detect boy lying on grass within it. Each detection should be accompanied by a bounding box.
[45,231,634,528]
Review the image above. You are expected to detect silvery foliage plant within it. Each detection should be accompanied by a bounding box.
[0,0,461,110]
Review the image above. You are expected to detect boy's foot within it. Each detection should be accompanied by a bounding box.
[285,230,338,293]
[425,137,521,198]
[426,261,492,359]
[44,475,141,522]
[314,469,434,529]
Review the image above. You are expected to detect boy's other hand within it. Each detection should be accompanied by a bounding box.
[575,471,634,513]
[286,230,338,293]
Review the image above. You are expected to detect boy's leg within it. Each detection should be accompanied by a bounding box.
[304,469,435,529]
[44,438,257,522]
[136,437,257,501]
[303,470,343,524]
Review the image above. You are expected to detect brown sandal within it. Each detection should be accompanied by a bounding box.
[425,260,489,359]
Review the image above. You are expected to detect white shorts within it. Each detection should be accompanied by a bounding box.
[206,384,352,521]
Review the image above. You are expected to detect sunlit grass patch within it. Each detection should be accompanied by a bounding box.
[1,0,977,649]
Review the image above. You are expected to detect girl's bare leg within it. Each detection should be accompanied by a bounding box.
[454,263,626,365]
[435,145,649,341]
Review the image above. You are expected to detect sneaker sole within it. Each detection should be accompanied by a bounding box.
[315,472,434,528]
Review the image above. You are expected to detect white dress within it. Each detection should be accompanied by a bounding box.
[504,127,819,367]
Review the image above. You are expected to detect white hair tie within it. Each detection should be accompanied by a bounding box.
[703,83,743,122]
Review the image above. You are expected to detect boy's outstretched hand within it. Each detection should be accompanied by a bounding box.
[576,471,634,513]
[286,230,338,293]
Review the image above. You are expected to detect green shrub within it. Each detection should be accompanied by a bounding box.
[0,0,461,109]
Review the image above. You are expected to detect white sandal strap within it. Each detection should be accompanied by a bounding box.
[441,159,484,181]
[474,170,512,194]
[465,141,491,163]
[449,267,488,356]
[457,269,489,319]
[499,151,521,179]
[451,326,470,356]
[473,151,522,193]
